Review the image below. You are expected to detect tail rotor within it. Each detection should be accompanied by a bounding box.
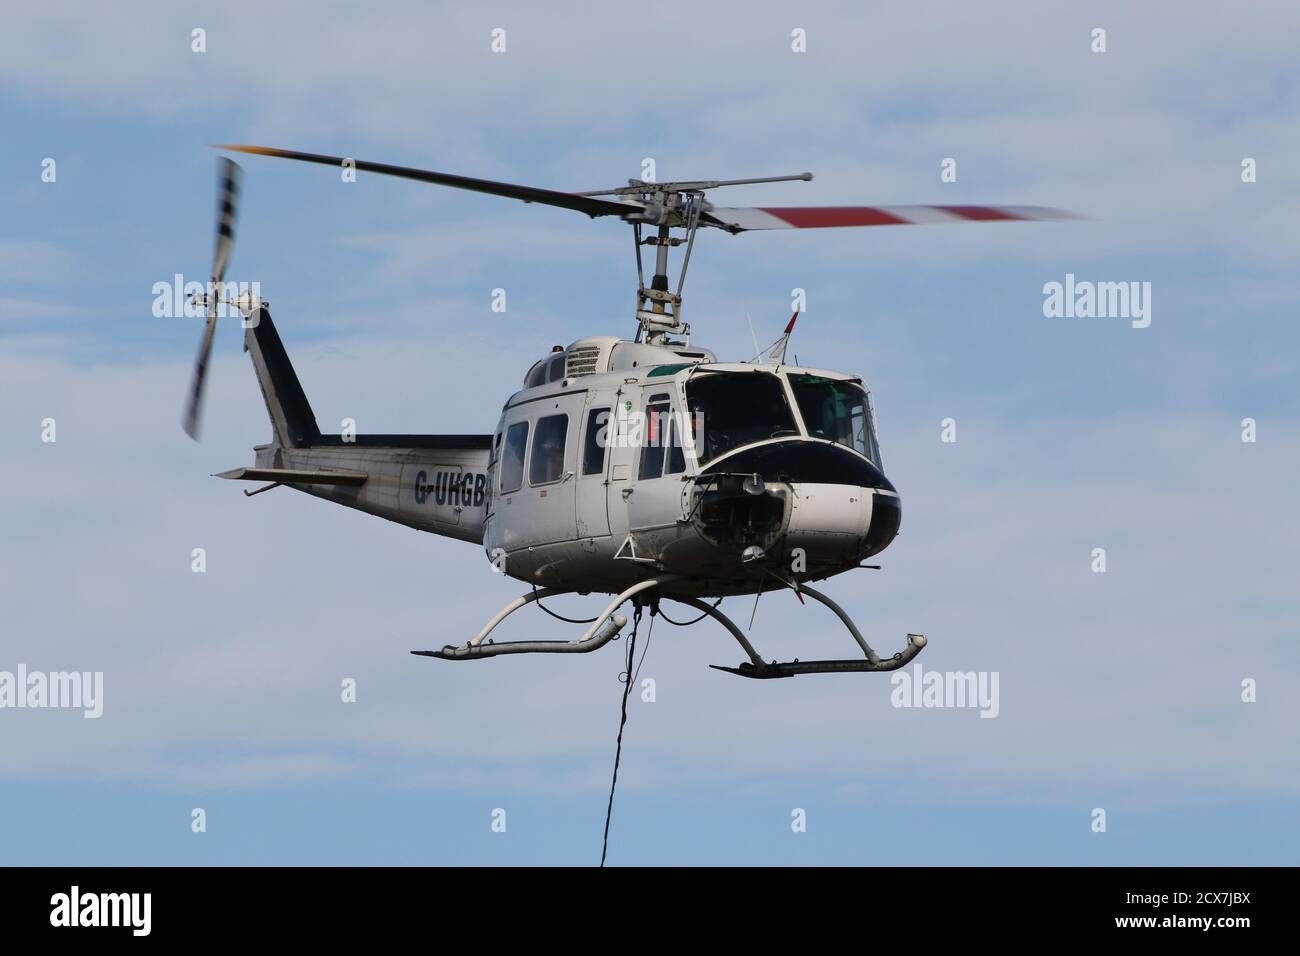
[182,157,243,441]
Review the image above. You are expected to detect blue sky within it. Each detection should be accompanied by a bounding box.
[2,1,1298,865]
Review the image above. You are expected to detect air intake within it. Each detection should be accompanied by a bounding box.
[565,346,602,378]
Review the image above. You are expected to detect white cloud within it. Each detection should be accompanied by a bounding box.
[0,239,78,284]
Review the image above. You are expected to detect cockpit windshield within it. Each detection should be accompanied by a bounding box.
[685,371,799,464]
[788,373,879,465]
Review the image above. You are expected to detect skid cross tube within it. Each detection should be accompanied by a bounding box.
[413,576,678,661]
[799,584,882,663]
[670,597,764,667]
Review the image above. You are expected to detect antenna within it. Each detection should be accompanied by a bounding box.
[769,311,799,364]
[747,311,800,364]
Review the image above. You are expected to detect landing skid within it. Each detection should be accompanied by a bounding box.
[710,645,925,679]
[706,584,926,678]
[413,575,926,676]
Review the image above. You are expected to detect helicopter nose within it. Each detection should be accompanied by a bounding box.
[863,490,901,557]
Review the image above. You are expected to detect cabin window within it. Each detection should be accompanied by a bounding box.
[638,393,673,480]
[529,413,568,485]
[501,421,528,494]
[582,407,610,476]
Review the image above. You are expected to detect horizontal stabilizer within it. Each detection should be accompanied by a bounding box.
[215,466,368,486]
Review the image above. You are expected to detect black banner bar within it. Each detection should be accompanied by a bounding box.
[0,866,1278,941]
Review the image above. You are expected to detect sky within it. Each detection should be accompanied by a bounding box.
[1,1,1298,866]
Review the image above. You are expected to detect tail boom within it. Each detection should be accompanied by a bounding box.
[237,307,493,544]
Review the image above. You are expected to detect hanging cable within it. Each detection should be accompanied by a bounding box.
[632,609,655,686]
[658,597,722,627]
[532,586,598,624]
[600,603,641,867]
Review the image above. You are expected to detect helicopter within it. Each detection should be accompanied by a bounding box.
[184,146,1072,678]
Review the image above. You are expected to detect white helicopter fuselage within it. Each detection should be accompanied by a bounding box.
[233,317,900,602]
[481,336,900,598]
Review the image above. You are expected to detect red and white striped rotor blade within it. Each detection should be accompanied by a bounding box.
[702,204,1077,233]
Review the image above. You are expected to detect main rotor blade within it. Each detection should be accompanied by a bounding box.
[215,145,642,219]
[702,204,1079,233]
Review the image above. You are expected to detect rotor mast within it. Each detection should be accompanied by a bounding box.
[633,195,699,345]
[584,174,813,345]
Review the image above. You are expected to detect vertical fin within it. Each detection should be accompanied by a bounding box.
[243,307,321,447]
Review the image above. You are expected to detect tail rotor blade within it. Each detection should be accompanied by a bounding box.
[212,158,241,284]
[182,158,243,441]
[182,310,218,440]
